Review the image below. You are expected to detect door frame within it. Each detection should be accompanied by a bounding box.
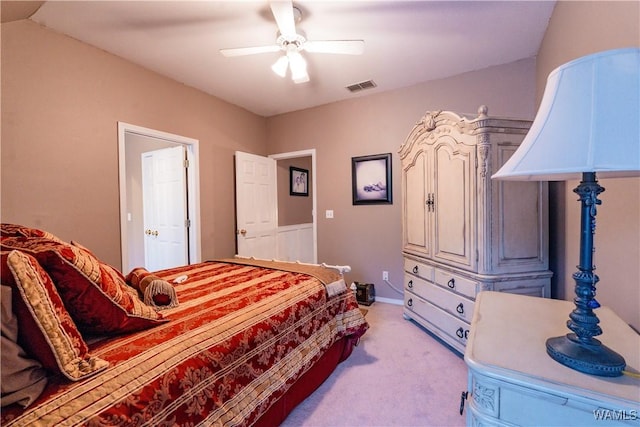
[117,122,201,273]
[270,149,317,264]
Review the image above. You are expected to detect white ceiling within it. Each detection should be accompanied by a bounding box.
[27,1,555,117]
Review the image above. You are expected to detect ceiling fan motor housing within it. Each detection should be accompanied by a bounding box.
[277,33,306,52]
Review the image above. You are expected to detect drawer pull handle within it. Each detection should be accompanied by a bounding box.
[464,330,469,339]
[407,298,413,307]
[447,278,455,289]
[456,327,464,338]
[459,391,468,415]
[456,303,464,314]
[408,280,413,289]
[413,265,419,274]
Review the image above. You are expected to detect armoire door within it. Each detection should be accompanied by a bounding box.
[431,138,475,270]
[402,149,431,258]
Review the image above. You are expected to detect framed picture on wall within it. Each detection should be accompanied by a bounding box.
[352,153,392,205]
[290,166,309,196]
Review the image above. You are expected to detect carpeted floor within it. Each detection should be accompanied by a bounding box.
[281,302,468,426]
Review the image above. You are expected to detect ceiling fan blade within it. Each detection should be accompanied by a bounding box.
[304,40,365,55]
[270,0,297,39]
[220,45,281,57]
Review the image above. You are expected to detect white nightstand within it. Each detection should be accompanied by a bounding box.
[464,291,640,426]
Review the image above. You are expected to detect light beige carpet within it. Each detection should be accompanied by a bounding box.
[281,302,468,426]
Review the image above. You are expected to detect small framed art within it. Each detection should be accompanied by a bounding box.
[351,153,392,205]
[290,166,309,196]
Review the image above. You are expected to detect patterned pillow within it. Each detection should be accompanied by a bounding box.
[0,223,64,242]
[0,237,168,335]
[2,250,109,381]
[1,284,48,407]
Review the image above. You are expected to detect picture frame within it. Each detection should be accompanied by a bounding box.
[352,153,392,205]
[289,166,309,196]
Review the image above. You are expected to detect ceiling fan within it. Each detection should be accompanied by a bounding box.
[219,1,364,84]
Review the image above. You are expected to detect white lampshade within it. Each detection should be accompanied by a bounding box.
[493,48,640,181]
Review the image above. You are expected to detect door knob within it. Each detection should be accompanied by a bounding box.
[237,229,247,236]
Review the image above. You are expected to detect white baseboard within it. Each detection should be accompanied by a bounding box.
[374,297,403,305]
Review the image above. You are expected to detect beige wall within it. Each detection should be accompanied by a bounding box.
[267,58,537,300]
[266,1,640,327]
[537,1,640,330]
[3,3,637,329]
[3,16,537,304]
[1,20,267,267]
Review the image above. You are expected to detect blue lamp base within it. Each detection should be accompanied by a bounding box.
[546,334,625,377]
[546,172,627,377]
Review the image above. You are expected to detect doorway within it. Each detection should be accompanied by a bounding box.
[235,149,317,263]
[118,122,201,274]
[271,149,317,263]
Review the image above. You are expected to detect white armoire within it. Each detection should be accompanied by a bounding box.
[399,106,552,353]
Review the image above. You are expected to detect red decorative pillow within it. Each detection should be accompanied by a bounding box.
[2,250,109,381]
[1,237,167,335]
[1,223,64,242]
[1,284,48,407]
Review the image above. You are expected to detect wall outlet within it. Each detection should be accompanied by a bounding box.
[382,271,389,281]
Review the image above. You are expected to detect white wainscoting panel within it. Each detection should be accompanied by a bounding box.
[277,223,313,263]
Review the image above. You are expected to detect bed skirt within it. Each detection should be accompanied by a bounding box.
[255,334,359,426]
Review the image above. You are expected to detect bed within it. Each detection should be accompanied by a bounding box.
[0,224,369,426]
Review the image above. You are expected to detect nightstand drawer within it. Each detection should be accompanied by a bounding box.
[468,365,639,426]
[405,274,474,322]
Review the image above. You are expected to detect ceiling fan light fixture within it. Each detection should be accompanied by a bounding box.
[291,66,309,83]
[271,55,289,77]
[288,50,308,83]
[221,1,363,84]
[292,73,310,84]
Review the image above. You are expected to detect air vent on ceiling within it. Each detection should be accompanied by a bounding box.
[346,80,377,93]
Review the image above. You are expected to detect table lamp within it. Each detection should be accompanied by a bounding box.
[492,47,640,377]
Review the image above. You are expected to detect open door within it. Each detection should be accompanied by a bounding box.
[235,151,277,259]
[142,145,189,271]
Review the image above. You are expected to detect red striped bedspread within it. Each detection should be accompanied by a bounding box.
[1,260,369,426]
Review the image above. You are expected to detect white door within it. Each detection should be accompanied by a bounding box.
[235,151,277,259]
[142,145,189,271]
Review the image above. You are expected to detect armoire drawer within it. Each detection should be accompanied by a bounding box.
[434,269,479,299]
[404,292,470,347]
[404,258,434,281]
[405,274,475,323]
